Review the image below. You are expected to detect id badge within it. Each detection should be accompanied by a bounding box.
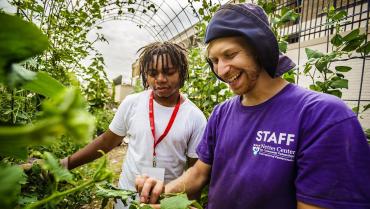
[141,167,165,182]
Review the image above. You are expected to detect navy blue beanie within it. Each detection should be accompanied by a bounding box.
[205,3,295,78]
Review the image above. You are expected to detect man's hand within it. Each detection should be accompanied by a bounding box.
[136,175,165,204]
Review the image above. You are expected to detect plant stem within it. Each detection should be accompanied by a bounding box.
[24,179,95,209]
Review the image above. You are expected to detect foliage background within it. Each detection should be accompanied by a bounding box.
[0,0,369,208]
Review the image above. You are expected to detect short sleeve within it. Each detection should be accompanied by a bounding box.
[109,94,137,136]
[186,111,207,158]
[296,117,370,209]
[196,107,219,165]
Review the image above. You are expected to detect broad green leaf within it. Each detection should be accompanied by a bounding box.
[326,89,342,98]
[343,29,359,42]
[331,79,348,89]
[356,42,370,55]
[282,69,296,83]
[0,166,26,209]
[0,88,94,160]
[305,48,324,59]
[7,64,36,87]
[22,71,65,97]
[315,57,329,72]
[198,8,204,16]
[331,34,343,47]
[342,36,366,52]
[41,152,74,184]
[8,64,65,96]
[95,183,136,205]
[331,10,347,21]
[160,194,193,209]
[18,195,38,205]
[0,13,49,74]
[0,146,28,160]
[309,84,322,92]
[41,88,95,142]
[0,117,64,159]
[335,66,351,72]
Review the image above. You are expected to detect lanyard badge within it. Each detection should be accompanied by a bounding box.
[149,91,181,167]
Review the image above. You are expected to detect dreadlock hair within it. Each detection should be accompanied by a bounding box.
[137,41,188,89]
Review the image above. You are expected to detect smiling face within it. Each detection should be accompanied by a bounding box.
[207,36,262,95]
[146,54,181,101]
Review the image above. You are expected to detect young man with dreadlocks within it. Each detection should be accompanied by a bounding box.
[136,3,370,209]
[60,42,207,208]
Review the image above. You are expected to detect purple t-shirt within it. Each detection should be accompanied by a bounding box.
[197,84,370,209]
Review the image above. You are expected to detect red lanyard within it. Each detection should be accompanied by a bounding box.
[149,91,181,167]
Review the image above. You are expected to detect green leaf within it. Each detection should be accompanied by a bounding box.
[282,69,296,83]
[335,66,351,72]
[363,103,370,112]
[0,117,63,160]
[331,34,343,47]
[22,71,65,97]
[331,79,348,89]
[343,29,359,42]
[0,165,26,209]
[257,0,277,14]
[0,88,94,160]
[198,8,204,16]
[331,10,347,21]
[7,64,36,87]
[326,89,342,98]
[305,48,324,59]
[352,106,359,114]
[315,57,329,72]
[42,88,95,142]
[364,129,370,140]
[0,13,49,76]
[280,9,299,24]
[309,84,322,92]
[278,40,288,53]
[356,42,370,55]
[160,194,193,209]
[342,35,366,52]
[41,152,74,183]
[0,146,28,160]
[95,183,136,206]
[18,195,38,205]
[303,63,312,74]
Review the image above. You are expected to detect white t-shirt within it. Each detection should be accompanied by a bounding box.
[109,90,207,191]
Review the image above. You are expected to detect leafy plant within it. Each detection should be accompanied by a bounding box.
[257,0,299,83]
[183,47,233,117]
[0,12,96,208]
[303,6,368,98]
[23,151,113,209]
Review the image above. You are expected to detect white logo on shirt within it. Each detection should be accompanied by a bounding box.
[253,131,296,161]
[256,130,295,146]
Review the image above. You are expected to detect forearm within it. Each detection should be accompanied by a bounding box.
[66,130,123,169]
[165,160,210,198]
